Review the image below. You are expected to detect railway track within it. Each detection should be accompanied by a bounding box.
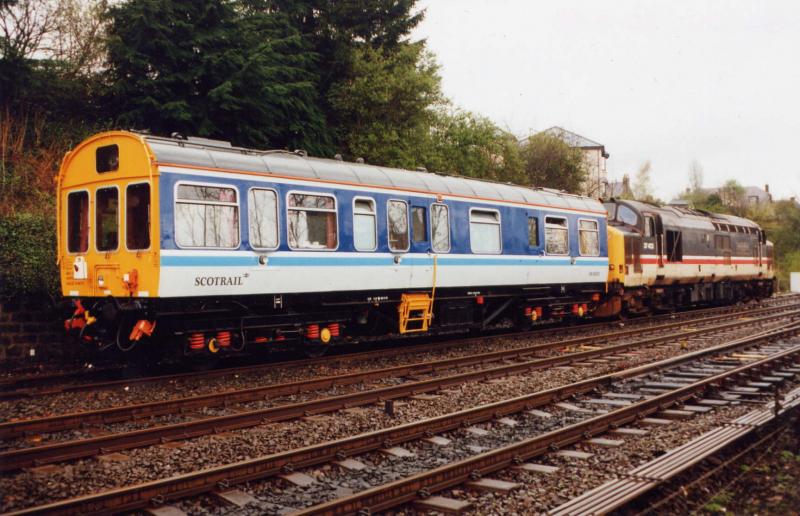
[1,297,791,400]
[8,316,800,515]
[0,303,797,473]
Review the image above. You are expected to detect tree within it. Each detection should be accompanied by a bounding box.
[632,161,654,201]
[718,179,747,216]
[263,0,424,151]
[327,42,442,167]
[104,0,327,152]
[689,160,703,192]
[421,108,524,183]
[519,132,586,194]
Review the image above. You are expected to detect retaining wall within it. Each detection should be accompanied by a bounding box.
[0,297,65,364]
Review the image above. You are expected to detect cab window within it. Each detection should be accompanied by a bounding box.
[617,205,638,226]
[67,191,89,253]
[95,187,119,251]
[127,183,151,250]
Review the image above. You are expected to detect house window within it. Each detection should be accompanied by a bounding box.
[126,183,150,250]
[95,187,119,251]
[545,216,568,255]
[579,219,599,256]
[287,193,337,250]
[469,209,501,254]
[67,191,89,253]
[175,184,239,248]
[353,198,377,251]
[248,189,278,249]
[527,217,539,247]
[431,204,450,253]
[412,206,427,243]
[387,200,409,251]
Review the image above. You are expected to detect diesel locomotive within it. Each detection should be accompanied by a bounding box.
[57,131,775,357]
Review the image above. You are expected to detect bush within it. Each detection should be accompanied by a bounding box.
[0,212,59,300]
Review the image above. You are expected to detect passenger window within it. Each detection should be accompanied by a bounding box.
[527,217,539,247]
[248,189,278,249]
[387,200,409,251]
[412,207,427,243]
[95,187,119,251]
[126,183,150,250]
[469,209,501,254]
[175,184,239,248]
[67,191,89,253]
[579,219,599,256]
[353,198,377,251]
[96,144,119,173]
[431,204,450,253]
[287,193,337,250]
[545,216,568,255]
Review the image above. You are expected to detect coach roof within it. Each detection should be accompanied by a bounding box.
[145,134,605,214]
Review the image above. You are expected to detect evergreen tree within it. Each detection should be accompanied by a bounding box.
[105,0,327,151]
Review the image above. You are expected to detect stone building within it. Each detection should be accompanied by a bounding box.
[540,126,609,197]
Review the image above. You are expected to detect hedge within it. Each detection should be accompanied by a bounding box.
[0,212,59,300]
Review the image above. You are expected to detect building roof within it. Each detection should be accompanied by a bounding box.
[540,126,610,158]
[143,134,606,214]
[700,185,772,204]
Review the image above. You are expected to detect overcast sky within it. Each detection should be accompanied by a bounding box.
[412,0,800,201]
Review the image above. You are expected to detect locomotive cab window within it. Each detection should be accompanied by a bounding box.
[616,205,638,227]
[431,203,450,253]
[544,216,568,255]
[469,209,501,254]
[353,198,377,251]
[127,183,150,250]
[95,187,119,251]
[175,184,239,248]
[412,206,427,243]
[387,200,409,252]
[96,144,119,173]
[287,193,337,250]
[578,219,600,256]
[67,191,89,253]
[528,217,539,247]
[248,189,279,249]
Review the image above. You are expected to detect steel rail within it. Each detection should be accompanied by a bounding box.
[1,297,780,400]
[1,301,793,442]
[1,308,796,472]
[7,321,800,516]
[295,333,800,515]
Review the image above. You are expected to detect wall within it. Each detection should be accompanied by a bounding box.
[0,298,65,364]
[580,147,607,198]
